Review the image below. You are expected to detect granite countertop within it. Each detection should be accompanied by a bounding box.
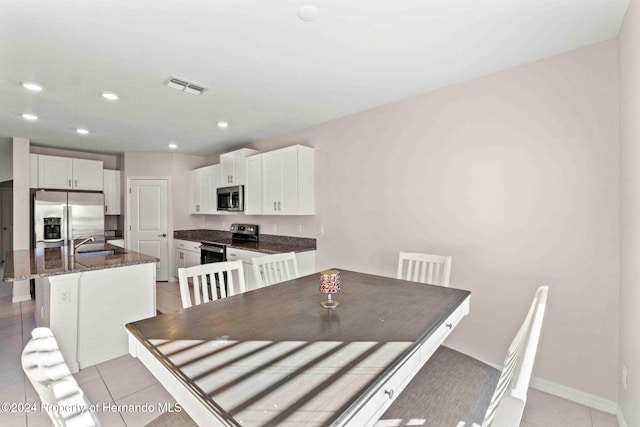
[2,244,159,282]
[174,229,317,254]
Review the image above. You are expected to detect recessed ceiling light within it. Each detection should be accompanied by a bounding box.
[22,113,38,120]
[297,5,319,22]
[76,128,89,135]
[21,82,43,92]
[101,91,119,101]
[168,143,177,149]
[217,121,229,128]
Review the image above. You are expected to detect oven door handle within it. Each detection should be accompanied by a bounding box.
[201,245,225,254]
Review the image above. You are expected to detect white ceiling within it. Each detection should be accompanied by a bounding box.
[0,0,629,156]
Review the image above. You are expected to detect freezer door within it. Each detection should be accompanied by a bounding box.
[34,191,67,248]
[68,192,105,244]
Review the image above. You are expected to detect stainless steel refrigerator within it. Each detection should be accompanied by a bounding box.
[33,191,105,249]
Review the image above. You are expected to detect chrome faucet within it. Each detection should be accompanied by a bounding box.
[74,236,95,250]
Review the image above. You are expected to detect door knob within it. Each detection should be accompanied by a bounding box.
[158,233,167,237]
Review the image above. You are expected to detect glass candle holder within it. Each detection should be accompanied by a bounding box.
[320,270,340,308]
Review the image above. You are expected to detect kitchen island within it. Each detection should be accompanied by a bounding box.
[3,244,158,373]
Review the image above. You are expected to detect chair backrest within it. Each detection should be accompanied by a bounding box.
[252,252,300,288]
[22,327,100,427]
[482,286,549,427]
[178,260,246,308]
[397,251,452,287]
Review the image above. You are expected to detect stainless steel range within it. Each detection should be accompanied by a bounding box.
[200,223,259,264]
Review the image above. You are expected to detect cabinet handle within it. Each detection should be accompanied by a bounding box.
[384,389,395,400]
[158,233,167,237]
[68,179,71,187]
[105,205,108,213]
[75,179,77,187]
[278,201,281,211]
[273,201,277,211]
[446,323,453,329]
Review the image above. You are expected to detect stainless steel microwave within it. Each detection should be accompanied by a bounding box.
[217,185,244,211]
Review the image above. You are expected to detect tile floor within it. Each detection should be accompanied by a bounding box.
[0,267,620,427]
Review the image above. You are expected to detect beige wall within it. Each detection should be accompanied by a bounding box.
[204,41,621,401]
[123,152,205,232]
[12,138,31,302]
[618,0,640,424]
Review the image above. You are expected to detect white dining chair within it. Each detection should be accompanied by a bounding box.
[252,252,300,288]
[397,251,452,287]
[376,286,549,427]
[178,260,246,308]
[22,327,100,427]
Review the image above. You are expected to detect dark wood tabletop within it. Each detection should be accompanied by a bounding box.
[126,269,470,426]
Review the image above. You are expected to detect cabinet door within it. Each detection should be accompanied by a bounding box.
[262,151,283,214]
[103,170,121,215]
[280,147,298,214]
[262,146,299,215]
[185,250,201,268]
[245,154,262,215]
[38,155,73,189]
[175,249,187,278]
[189,169,201,214]
[198,167,212,214]
[209,164,222,213]
[221,156,235,186]
[73,158,104,190]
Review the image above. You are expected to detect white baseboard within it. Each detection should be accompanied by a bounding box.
[617,407,628,427]
[529,376,618,414]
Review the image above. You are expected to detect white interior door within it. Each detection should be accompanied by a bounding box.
[129,179,168,281]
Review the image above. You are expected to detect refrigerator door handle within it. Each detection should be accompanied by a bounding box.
[64,202,70,247]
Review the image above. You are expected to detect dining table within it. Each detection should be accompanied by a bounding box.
[126,269,471,426]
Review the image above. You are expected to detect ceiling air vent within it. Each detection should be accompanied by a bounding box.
[163,76,208,96]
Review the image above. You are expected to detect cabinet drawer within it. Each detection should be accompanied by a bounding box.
[225,248,246,263]
[419,295,470,363]
[353,348,421,427]
[174,239,201,252]
[226,248,269,264]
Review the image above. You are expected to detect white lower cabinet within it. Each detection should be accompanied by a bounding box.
[174,240,201,279]
[226,248,264,291]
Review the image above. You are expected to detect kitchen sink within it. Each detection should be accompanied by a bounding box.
[76,246,127,258]
[77,250,116,258]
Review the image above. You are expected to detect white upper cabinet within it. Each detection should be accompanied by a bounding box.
[261,145,314,215]
[244,154,263,215]
[208,164,223,213]
[189,166,212,214]
[73,158,104,191]
[220,148,259,186]
[36,154,103,191]
[38,155,73,189]
[103,170,121,215]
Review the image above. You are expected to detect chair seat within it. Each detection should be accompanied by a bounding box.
[377,346,500,427]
